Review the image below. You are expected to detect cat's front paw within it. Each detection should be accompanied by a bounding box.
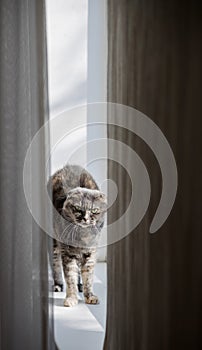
[85,294,99,305]
[64,297,78,307]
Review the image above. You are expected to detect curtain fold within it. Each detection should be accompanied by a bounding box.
[105,1,202,349]
[0,1,57,349]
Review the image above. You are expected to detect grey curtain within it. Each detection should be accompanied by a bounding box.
[105,1,202,350]
[0,1,57,349]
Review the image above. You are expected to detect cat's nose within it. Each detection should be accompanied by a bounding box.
[84,211,90,224]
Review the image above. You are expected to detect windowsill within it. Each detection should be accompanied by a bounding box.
[52,263,107,350]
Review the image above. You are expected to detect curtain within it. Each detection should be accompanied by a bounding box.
[0,1,57,349]
[105,1,202,350]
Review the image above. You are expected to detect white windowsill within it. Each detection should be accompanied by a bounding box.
[52,263,107,350]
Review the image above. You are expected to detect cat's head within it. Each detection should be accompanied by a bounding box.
[62,187,107,228]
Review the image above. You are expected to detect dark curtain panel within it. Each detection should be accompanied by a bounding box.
[0,1,57,349]
[105,1,202,350]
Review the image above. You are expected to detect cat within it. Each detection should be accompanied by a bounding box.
[48,164,107,307]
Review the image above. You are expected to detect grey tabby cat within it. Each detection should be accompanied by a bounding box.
[48,164,107,307]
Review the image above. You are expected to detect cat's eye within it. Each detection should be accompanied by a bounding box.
[74,205,81,211]
[91,208,100,214]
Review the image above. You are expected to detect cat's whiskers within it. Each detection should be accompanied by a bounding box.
[61,221,75,241]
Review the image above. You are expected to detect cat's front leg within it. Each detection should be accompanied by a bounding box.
[61,252,79,307]
[81,252,99,305]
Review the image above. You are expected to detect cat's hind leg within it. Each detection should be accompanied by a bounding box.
[52,239,64,292]
[78,272,83,292]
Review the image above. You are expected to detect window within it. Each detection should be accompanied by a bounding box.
[46,1,107,349]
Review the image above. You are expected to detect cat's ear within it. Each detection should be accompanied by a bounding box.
[99,192,107,204]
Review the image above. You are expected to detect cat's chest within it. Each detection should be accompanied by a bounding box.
[64,246,94,264]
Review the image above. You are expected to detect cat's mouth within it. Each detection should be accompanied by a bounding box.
[77,220,96,228]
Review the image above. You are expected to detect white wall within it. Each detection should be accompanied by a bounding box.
[87,0,108,260]
[46,0,88,117]
[46,0,88,174]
